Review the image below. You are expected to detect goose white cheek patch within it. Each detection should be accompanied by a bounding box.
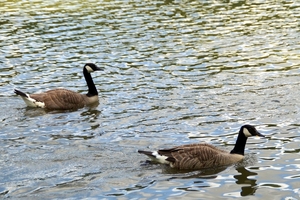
[85,65,94,73]
[243,128,252,137]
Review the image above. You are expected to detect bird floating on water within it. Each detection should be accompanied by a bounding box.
[14,63,103,110]
[138,125,265,170]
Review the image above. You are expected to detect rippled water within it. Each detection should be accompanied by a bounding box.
[1,0,300,199]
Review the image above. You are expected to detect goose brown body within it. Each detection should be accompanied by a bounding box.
[138,125,265,170]
[27,88,97,110]
[160,143,243,169]
[14,63,103,110]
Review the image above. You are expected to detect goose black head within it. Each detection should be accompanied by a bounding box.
[241,124,265,138]
[84,63,104,73]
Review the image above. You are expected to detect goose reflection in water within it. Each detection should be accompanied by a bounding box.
[234,167,258,196]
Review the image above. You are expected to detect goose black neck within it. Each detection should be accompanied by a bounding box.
[83,68,98,97]
[230,130,248,155]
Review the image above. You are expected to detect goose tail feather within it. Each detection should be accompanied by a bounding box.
[14,89,28,98]
[138,150,170,164]
[14,89,45,108]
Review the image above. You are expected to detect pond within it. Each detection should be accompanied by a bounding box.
[0,0,300,199]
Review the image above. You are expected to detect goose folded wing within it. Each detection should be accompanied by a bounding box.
[158,144,228,169]
[43,89,85,109]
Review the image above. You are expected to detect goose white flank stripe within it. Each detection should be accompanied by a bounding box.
[15,63,103,110]
[14,89,45,108]
[138,125,265,170]
[138,150,170,165]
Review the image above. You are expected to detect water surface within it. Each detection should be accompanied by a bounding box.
[0,0,300,199]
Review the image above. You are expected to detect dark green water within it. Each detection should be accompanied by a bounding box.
[0,0,300,199]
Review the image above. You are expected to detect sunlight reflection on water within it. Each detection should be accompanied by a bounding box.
[0,0,300,199]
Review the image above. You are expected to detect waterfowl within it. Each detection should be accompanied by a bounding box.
[138,125,265,170]
[14,63,103,110]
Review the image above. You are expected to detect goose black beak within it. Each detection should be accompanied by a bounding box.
[256,131,265,138]
[95,66,104,71]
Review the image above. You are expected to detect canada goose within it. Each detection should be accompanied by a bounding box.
[14,63,103,110]
[138,125,265,170]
